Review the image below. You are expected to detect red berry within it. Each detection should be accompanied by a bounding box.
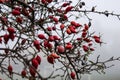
[70,72,76,79]
[9,34,16,41]
[12,9,20,15]
[48,36,54,41]
[49,15,53,19]
[88,43,92,46]
[90,48,94,51]
[93,35,101,43]
[76,38,82,41]
[66,28,71,34]
[47,42,53,49]
[33,40,40,51]
[93,35,100,39]
[50,53,60,59]
[60,24,65,30]
[36,45,41,51]
[82,31,87,37]
[63,14,68,20]
[62,2,70,7]
[69,26,76,33]
[21,39,26,45]
[43,40,53,49]
[22,8,29,16]
[47,26,52,31]
[65,6,73,13]
[52,26,56,30]
[16,16,22,23]
[84,24,89,30]
[36,55,41,65]
[43,40,49,47]
[1,16,7,23]
[41,0,47,4]
[33,40,40,46]
[47,55,55,64]
[75,23,81,27]
[4,34,9,44]
[65,43,73,49]
[57,9,62,13]
[83,38,91,43]
[82,45,89,52]
[29,67,36,77]
[14,7,21,11]
[21,70,26,78]
[32,58,39,69]
[57,45,65,53]
[71,21,77,26]
[7,27,15,34]
[8,65,13,75]
[95,37,101,43]
[53,35,60,40]
[53,17,58,24]
[38,34,46,39]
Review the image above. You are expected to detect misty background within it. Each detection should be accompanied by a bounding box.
[80,0,120,80]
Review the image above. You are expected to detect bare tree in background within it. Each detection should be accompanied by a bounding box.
[0,0,120,80]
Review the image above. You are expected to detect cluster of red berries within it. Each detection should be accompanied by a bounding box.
[0,27,16,44]
[0,0,103,80]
